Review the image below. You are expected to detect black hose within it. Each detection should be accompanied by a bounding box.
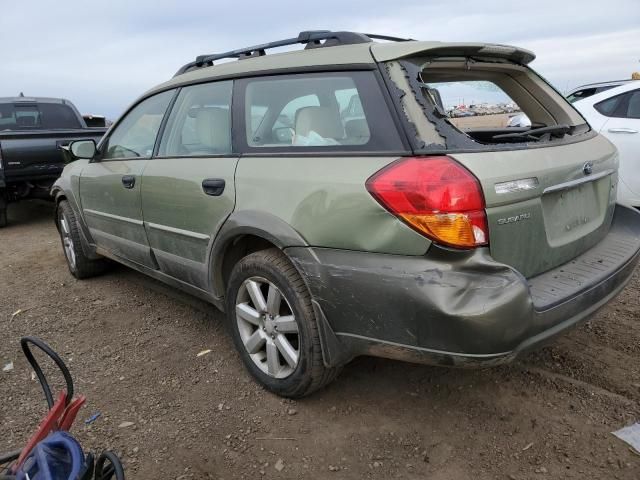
[94,451,125,480]
[20,336,73,409]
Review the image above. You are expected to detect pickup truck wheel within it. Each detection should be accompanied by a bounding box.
[226,248,341,398]
[56,200,108,279]
[0,199,6,228]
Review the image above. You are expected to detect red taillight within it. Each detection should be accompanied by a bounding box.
[366,156,488,249]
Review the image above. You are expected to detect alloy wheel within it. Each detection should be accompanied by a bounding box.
[59,212,77,270]
[235,276,300,378]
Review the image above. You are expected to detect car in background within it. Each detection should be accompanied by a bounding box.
[571,81,640,207]
[506,79,638,128]
[0,95,107,226]
[82,114,112,128]
[449,109,476,117]
[566,79,634,103]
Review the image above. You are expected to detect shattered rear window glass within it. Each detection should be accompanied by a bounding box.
[385,58,589,152]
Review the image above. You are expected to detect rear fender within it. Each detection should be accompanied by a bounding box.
[209,210,347,368]
[208,210,309,298]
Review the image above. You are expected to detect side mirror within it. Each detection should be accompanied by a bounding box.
[66,140,97,162]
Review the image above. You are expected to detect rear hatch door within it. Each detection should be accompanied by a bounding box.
[378,44,617,277]
[452,134,617,278]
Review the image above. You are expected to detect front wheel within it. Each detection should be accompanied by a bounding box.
[226,248,340,397]
[56,200,109,279]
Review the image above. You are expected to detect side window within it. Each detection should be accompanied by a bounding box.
[242,72,402,151]
[248,94,320,144]
[159,81,233,156]
[567,88,596,103]
[594,95,622,117]
[624,90,640,119]
[594,90,640,119]
[103,90,174,160]
[280,95,320,123]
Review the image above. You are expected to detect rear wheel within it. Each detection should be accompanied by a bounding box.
[56,200,109,279]
[226,248,340,397]
[0,197,7,228]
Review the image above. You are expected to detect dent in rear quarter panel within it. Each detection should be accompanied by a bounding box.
[234,156,432,255]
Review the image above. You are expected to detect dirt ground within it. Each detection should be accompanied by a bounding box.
[1,200,639,480]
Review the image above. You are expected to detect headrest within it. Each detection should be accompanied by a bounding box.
[295,106,344,139]
[344,119,370,141]
[195,107,230,151]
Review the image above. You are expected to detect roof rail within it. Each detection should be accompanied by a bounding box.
[363,33,414,42]
[173,30,413,77]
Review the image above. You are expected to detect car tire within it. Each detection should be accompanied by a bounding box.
[56,200,109,279]
[0,198,7,228]
[226,248,341,398]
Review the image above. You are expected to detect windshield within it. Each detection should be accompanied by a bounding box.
[0,102,82,130]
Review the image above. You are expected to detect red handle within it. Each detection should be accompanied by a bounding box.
[15,391,67,469]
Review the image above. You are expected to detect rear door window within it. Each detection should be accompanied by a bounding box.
[239,71,403,153]
[158,81,233,156]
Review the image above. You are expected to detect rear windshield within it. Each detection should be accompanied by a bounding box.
[0,103,82,130]
[385,57,589,152]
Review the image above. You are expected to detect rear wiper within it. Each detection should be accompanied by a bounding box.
[492,124,571,141]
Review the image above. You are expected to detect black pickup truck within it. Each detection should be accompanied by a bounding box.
[0,95,107,227]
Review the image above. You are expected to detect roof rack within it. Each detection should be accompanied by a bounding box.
[174,30,413,77]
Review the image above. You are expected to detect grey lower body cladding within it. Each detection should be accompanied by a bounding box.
[286,205,640,368]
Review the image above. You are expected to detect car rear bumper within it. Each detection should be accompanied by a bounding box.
[286,205,640,367]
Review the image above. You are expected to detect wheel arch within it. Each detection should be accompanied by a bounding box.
[212,212,348,371]
[52,187,100,260]
[209,210,309,299]
[51,187,68,232]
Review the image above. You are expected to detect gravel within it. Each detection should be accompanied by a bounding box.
[1,200,639,479]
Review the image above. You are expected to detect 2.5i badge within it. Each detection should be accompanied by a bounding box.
[497,213,532,225]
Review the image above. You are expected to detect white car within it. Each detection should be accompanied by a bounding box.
[573,81,640,207]
[506,80,635,129]
[566,79,633,103]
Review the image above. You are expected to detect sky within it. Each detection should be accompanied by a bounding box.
[1,0,638,119]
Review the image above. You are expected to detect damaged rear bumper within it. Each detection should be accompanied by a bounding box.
[286,205,640,368]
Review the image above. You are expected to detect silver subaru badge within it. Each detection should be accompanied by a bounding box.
[583,162,593,175]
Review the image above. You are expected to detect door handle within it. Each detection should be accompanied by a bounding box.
[121,175,136,189]
[202,178,225,196]
[608,128,638,134]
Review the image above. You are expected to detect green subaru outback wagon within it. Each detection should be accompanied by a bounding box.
[53,31,640,397]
